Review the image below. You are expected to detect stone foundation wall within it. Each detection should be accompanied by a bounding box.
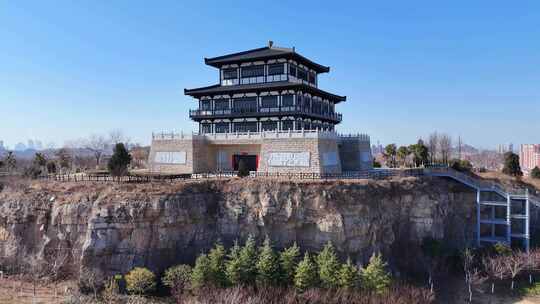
[148,133,371,174]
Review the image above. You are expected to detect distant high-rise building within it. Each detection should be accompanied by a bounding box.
[520,144,540,174]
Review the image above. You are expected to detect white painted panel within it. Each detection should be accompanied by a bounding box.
[268,152,310,167]
[154,151,186,164]
[323,152,338,166]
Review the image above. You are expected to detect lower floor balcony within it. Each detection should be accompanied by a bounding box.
[189,106,342,123]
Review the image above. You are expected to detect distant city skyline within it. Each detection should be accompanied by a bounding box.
[1,2,539,149]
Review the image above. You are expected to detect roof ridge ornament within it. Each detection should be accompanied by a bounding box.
[268,40,274,48]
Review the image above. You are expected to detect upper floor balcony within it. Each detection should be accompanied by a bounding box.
[189,105,342,123]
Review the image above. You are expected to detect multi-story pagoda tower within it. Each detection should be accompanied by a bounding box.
[149,42,371,175]
[185,41,345,134]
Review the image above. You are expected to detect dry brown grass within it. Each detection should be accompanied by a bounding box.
[478,171,540,194]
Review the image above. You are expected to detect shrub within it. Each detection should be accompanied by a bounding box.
[46,161,57,174]
[280,242,301,285]
[360,253,391,294]
[162,264,192,292]
[191,254,212,289]
[208,242,228,287]
[493,242,512,256]
[294,252,318,291]
[316,241,340,289]
[450,159,473,172]
[125,267,156,295]
[226,240,243,286]
[339,258,359,289]
[238,235,258,284]
[256,236,281,286]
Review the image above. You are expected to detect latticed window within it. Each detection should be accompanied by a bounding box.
[200,100,212,110]
[297,68,308,81]
[289,64,297,77]
[282,95,294,107]
[241,65,264,78]
[268,63,284,75]
[201,124,212,134]
[214,99,229,110]
[281,120,294,131]
[223,68,237,80]
[261,121,278,131]
[233,97,257,113]
[261,96,278,108]
[215,123,229,133]
[234,122,258,133]
[308,72,316,84]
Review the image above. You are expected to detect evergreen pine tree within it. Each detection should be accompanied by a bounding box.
[225,240,243,286]
[502,152,523,176]
[316,241,341,289]
[531,167,540,179]
[294,252,318,291]
[191,253,212,289]
[208,242,227,287]
[238,235,258,284]
[256,236,281,286]
[360,253,391,294]
[280,242,301,285]
[108,143,132,177]
[339,258,359,289]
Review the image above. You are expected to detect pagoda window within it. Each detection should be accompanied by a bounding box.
[281,120,294,131]
[200,123,212,134]
[223,68,238,80]
[282,95,294,107]
[234,121,258,133]
[200,100,212,111]
[215,123,230,133]
[261,121,278,131]
[233,97,257,113]
[214,99,230,111]
[303,96,311,111]
[268,63,284,75]
[261,96,278,108]
[297,68,308,81]
[308,72,316,85]
[241,65,265,78]
[289,64,297,77]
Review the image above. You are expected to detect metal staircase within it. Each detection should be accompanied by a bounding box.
[425,167,540,251]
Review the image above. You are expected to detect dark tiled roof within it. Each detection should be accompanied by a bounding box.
[204,46,330,73]
[184,81,346,103]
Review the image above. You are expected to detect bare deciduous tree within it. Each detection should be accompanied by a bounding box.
[109,129,129,146]
[83,135,108,169]
[482,255,506,294]
[439,134,452,164]
[79,267,100,300]
[428,132,439,164]
[503,252,526,290]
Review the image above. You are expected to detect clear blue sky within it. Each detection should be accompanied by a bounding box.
[1,1,539,150]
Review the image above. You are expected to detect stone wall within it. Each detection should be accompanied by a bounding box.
[148,133,371,174]
[339,138,373,171]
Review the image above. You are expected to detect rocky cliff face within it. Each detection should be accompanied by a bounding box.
[0,177,475,279]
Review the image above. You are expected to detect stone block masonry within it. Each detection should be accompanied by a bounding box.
[148,130,372,174]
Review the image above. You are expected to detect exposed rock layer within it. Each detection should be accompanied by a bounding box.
[0,177,475,278]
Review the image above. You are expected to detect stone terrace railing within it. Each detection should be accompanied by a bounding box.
[152,130,370,142]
